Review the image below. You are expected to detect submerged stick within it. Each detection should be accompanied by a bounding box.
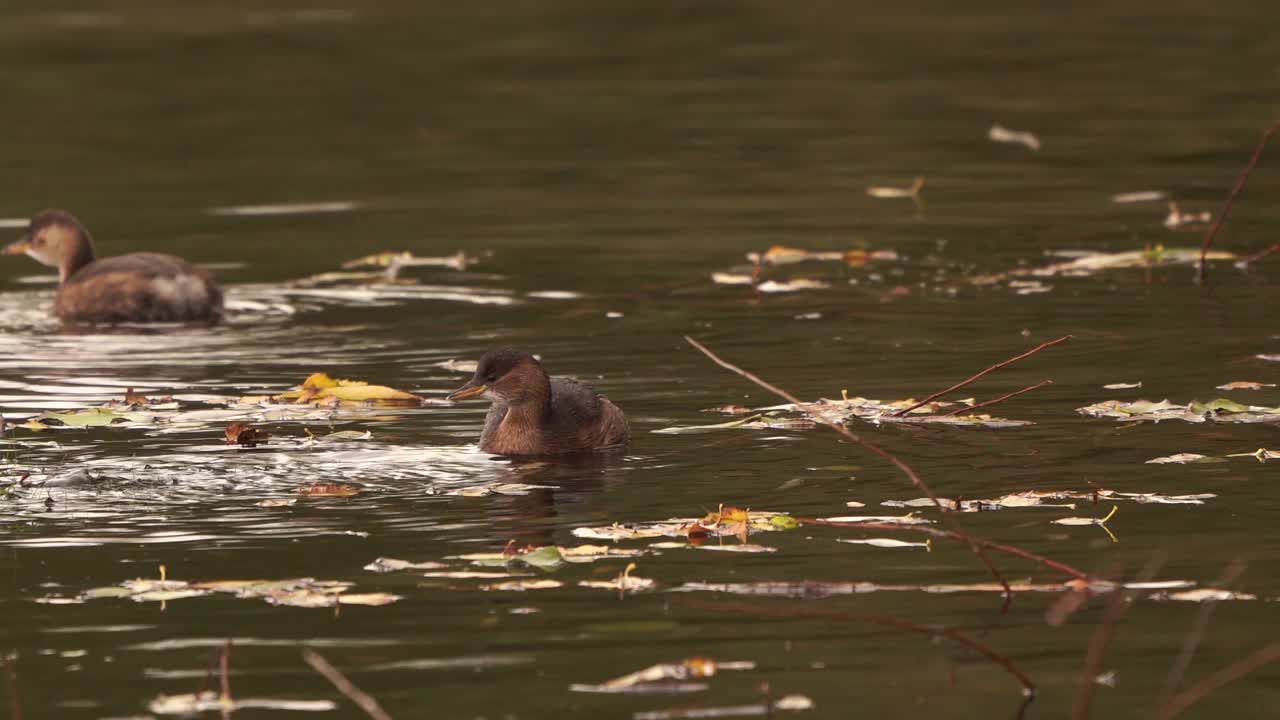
[684,336,1015,611]
[798,518,1089,580]
[303,649,393,720]
[1198,121,1280,279]
[941,380,1053,417]
[4,655,19,720]
[1154,642,1280,720]
[220,640,232,706]
[680,599,1035,718]
[892,336,1071,417]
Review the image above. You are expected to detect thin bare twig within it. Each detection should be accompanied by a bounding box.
[892,336,1071,417]
[1235,241,1280,266]
[1198,121,1280,279]
[684,336,1015,611]
[797,518,1089,581]
[1072,554,1165,720]
[1161,559,1247,699]
[680,599,1035,718]
[941,380,1053,417]
[303,649,393,720]
[1154,642,1280,720]
[4,654,19,720]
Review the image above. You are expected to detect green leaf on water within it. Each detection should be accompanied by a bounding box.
[35,408,154,428]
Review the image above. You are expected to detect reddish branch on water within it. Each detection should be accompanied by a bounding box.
[684,335,1015,610]
[1198,121,1280,278]
[942,379,1054,417]
[891,336,1071,417]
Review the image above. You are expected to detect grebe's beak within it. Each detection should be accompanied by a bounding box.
[2,233,31,256]
[447,379,487,402]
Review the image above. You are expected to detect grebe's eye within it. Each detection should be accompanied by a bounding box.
[485,371,497,382]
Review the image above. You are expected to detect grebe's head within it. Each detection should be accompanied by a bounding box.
[4,210,95,279]
[448,348,548,405]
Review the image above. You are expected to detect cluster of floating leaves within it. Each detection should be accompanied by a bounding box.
[972,246,1237,290]
[669,578,1256,602]
[1147,449,1279,464]
[654,395,1030,434]
[38,567,400,608]
[1078,397,1280,424]
[710,245,901,294]
[877,488,1217,512]
[7,373,428,438]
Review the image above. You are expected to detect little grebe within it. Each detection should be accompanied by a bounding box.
[448,348,629,456]
[3,209,223,324]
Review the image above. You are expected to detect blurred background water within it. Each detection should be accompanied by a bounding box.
[1,1,1278,718]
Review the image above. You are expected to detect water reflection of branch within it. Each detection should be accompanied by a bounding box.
[683,335,1014,611]
[4,654,20,720]
[891,335,1071,417]
[303,649,393,720]
[1072,554,1164,720]
[1161,559,1247,700]
[1154,641,1280,720]
[679,598,1036,719]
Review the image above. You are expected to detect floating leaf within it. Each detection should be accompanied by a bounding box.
[71,574,395,609]
[866,177,925,199]
[1145,453,1214,464]
[838,538,931,550]
[1153,588,1257,602]
[1078,398,1280,424]
[1164,202,1212,229]
[1225,448,1280,462]
[1111,191,1167,204]
[273,372,421,404]
[479,579,563,592]
[363,557,449,573]
[1216,381,1275,391]
[578,564,656,592]
[570,657,749,694]
[820,514,933,525]
[710,272,755,286]
[150,692,336,715]
[988,124,1041,150]
[694,544,776,553]
[341,249,478,271]
[755,279,831,294]
[1052,506,1119,542]
[32,408,153,428]
[972,247,1236,287]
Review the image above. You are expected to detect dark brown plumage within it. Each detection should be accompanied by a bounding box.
[448,349,629,456]
[3,209,223,325]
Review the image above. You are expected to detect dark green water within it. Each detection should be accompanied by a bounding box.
[1,1,1278,718]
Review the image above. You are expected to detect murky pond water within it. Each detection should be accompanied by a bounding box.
[2,2,1278,718]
